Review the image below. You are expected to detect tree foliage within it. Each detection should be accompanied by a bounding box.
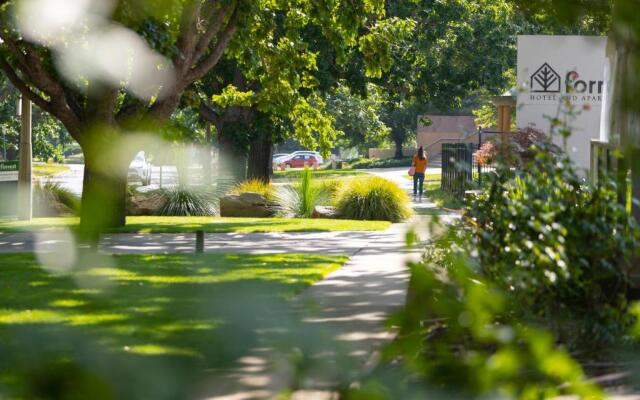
[324,83,390,153]
[0,0,404,229]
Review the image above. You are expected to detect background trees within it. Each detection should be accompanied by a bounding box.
[0,0,402,232]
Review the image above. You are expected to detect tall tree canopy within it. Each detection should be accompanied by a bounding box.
[0,0,404,231]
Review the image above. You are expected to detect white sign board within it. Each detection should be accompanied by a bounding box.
[516,35,607,170]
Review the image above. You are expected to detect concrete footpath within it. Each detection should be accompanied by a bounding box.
[196,221,425,399]
[0,229,415,256]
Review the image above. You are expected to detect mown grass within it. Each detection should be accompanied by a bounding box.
[0,216,391,233]
[0,252,345,398]
[423,182,465,210]
[402,173,442,182]
[273,169,366,180]
[33,163,70,178]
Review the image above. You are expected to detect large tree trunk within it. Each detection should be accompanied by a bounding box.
[78,131,131,241]
[394,137,404,159]
[247,133,272,183]
[217,133,246,185]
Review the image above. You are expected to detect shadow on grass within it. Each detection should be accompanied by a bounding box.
[0,217,390,234]
[0,252,345,399]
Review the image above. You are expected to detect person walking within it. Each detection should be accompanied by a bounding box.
[411,146,428,201]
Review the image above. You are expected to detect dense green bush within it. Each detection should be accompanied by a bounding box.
[276,168,327,218]
[157,186,216,216]
[344,231,602,399]
[347,136,639,398]
[34,181,80,216]
[469,141,639,349]
[348,157,412,169]
[335,176,411,222]
[228,179,276,201]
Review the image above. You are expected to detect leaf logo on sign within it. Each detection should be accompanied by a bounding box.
[530,63,561,93]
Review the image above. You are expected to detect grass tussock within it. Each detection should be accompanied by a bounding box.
[228,179,276,201]
[34,181,80,217]
[335,176,412,222]
[157,186,216,216]
[276,168,327,218]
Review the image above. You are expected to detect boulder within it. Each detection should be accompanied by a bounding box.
[312,205,342,219]
[127,192,167,216]
[220,192,274,218]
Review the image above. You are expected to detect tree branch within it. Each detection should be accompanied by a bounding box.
[0,15,85,131]
[191,3,234,66]
[186,7,239,84]
[173,0,202,73]
[0,56,81,136]
[0,56,52,113]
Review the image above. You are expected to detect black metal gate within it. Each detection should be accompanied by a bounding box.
[441,143,475,199]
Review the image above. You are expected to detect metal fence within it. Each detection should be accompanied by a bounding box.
[591,140,640,220]
[441,143,476,199]
[441,131,520,199]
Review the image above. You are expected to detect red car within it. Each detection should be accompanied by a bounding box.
[283,154,320,168]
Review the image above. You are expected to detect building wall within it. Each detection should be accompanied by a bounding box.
[368,148,416,159]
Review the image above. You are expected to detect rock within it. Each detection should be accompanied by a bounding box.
[127,192,167,216]
[220,192,274,218]
[239,192,268,204]
[312,205,342,219]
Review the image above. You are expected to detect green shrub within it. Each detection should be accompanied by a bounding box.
[347,230,603,399]
[277,168,327,218]
[228,179,276,201]
[34,181,80,216]
[335,176,411,222]
[349,157,412,169]
[469,141,639,350]
[157,186,216,216]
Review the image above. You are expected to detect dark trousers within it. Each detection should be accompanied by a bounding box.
[413,172,425,196]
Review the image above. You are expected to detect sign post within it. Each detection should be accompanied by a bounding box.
[17,96,32,221]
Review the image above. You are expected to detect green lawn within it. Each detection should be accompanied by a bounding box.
[33,163,70,178]
[0,216,391,234]
[403,173,441,182]
[273,168,367,179]
[0,252,346,398]
[423,182,465,210]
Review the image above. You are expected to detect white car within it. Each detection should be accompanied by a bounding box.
[272,153,289,165]
[128,151,152,186]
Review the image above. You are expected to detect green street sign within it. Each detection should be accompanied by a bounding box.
[0,161,18,172]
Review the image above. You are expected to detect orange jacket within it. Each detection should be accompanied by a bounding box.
[412,155,428,173]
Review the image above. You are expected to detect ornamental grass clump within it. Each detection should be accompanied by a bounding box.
[314,178,346,202]
[276,168,327,218]
[228,179,276,201]
[34,180,80,216]
[158,186,216,216]
[335,176,411,222]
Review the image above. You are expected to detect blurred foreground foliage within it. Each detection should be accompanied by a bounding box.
[346,136,639,399]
